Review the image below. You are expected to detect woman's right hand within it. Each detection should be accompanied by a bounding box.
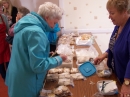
[94,52,108,65]
[59,54,67,61]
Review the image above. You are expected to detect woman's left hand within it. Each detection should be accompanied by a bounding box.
[120,84,130,97]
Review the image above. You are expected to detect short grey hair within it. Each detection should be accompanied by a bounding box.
[18,7,30,17]
[37,2,63,20]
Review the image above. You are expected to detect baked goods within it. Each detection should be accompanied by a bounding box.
[70,68,79,74]
[47,93,56,97]
[77,56,89,63]
[97,69,112,77]
[53,85,71,97]
[40,89,52,97]
[63,68,70,73]
[58,79,72,86]
[57,68,64,74]
[47,74,59,81]
[80,34,91,40]
[59,73,71,79]
[48,68,58,74]
[70,40,75,45]
[70,73,85,80]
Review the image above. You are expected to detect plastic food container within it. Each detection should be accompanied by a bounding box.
[96,68,112,77]
[78,61,96,77]
[97,80,118,95]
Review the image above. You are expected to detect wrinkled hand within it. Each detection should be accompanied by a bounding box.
[49,51,54,55]
[57,31,61,37]
[60,54,67,61]
[120,84,130,97]
[94,52,108,65]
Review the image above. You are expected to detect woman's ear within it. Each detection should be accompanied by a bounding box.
[44,16,49,21]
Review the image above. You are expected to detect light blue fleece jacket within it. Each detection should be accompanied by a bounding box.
[46,23,60,45]
[5,12,62,97]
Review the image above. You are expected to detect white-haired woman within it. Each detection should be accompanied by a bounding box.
[5,2,67,97]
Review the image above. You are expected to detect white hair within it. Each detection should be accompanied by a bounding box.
[37,2,63,20]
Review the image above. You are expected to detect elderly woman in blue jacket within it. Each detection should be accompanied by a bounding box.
[5,2,67,97]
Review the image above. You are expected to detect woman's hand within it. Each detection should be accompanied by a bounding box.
[120,84,130,97]
[59,54,67,61]
[94,52,108,65]
[7,15,12,20]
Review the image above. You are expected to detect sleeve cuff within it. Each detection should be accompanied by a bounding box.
[105,49,109,53]
[54,56,62,66]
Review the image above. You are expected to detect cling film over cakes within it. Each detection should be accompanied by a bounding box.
[75,46,98,66]
[56,44,74,68]
[76,34,94,46]
[95,61,112,77]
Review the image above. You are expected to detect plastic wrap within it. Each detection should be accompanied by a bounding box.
[53,85,72,97]
[76,34,94,46]
[70,73,86,80]
[76,46,98,64]
[58,56,73,68]
[97,80,118,95]
[58,73,71,79]
[96,62,112,77]
[46,74,59,81]
[57,44,73,56]
[58,78,74,86]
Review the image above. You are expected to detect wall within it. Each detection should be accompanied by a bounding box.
[10,0,59,12]
[60,0,114,33]
[10,0,112,52]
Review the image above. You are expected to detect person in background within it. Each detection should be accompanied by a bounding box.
[5,2,67,97]
[47,23,61,52]
[2,0,17,26]
[0,0,10,80]
[94,0,130,97]
[7,6,30,45]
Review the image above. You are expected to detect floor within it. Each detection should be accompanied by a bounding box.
[0,76,8,97]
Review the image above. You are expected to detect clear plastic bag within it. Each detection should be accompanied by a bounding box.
[76,34,94,46]
[96,62,112,77]
[97,80,118,95]
[58,73,71,79]
[58,78,74,87]
[46,74,59,81]
[70,73,86,80]
[39,89,52,97]
[57,44,73,56]
[58,56,73,68]
[48,68,59,74]
[76,47,98,64]
[53,85,72,97]
[70,68,79,74]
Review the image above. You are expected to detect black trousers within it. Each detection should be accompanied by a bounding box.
[0,62,9,80]
[50,44,56,52]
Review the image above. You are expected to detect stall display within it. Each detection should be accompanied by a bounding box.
[41,33,121,97]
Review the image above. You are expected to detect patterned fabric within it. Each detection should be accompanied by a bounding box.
[109,29,118,70]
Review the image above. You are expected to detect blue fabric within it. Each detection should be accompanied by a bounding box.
[5,12,63,97]
[46,23,60,45]
[106,17,130,84]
